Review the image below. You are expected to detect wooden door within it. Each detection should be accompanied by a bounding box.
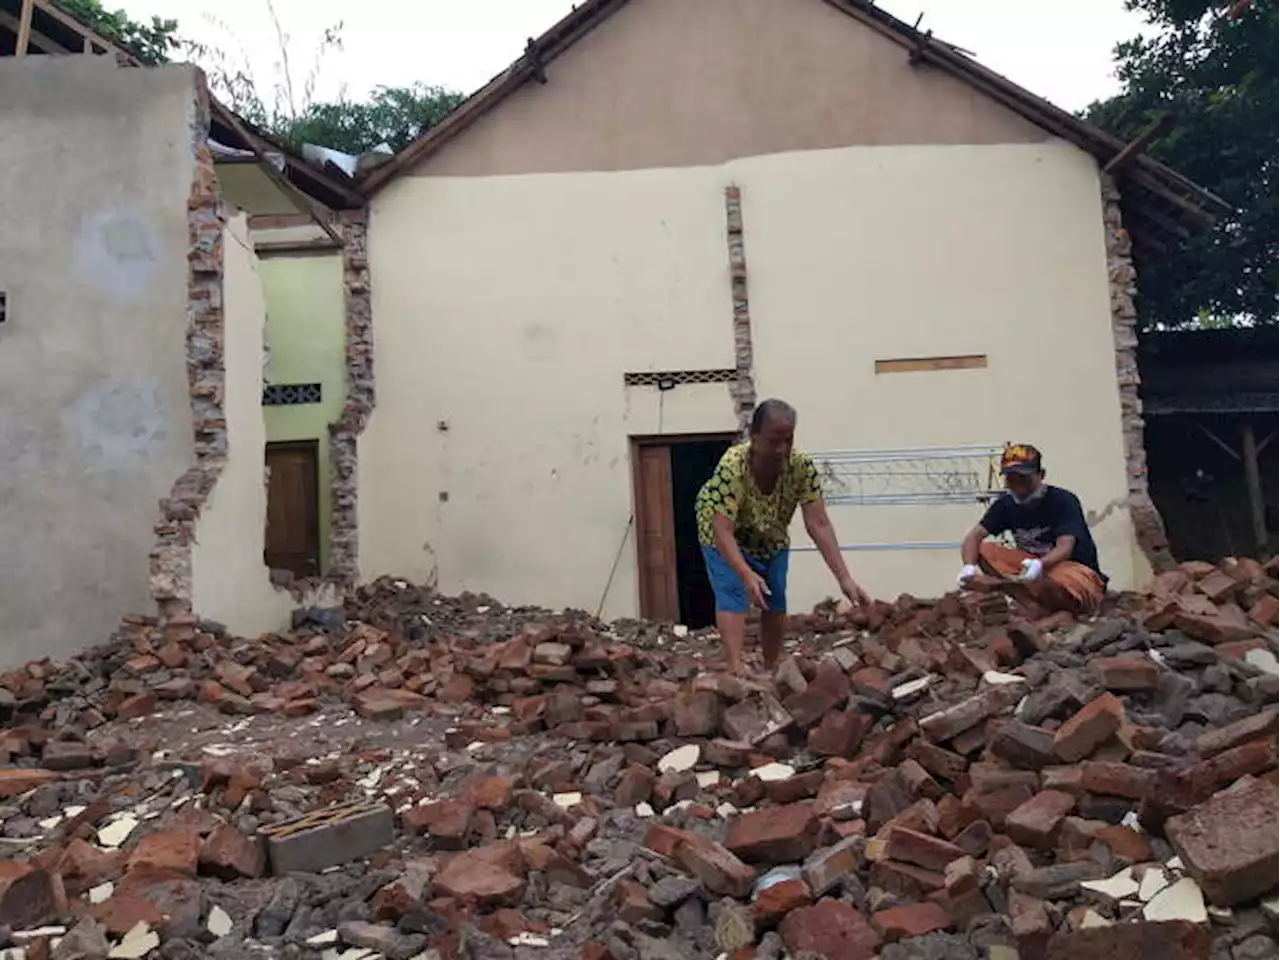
[265,441,320,577]
[633,443,679,621]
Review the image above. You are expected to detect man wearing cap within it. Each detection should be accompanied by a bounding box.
[956,444,1106,614]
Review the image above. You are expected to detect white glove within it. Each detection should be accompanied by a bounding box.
[1019,558,1044,582]
[957,564,980,588]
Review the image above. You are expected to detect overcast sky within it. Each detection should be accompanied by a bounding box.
[120,0,1150,116]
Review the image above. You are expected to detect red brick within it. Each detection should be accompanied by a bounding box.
[1009,890,1053,954]
[990,721,1059,771]
[613,878,662,924]
[1089,655,1159,691]
[0,768,58,799]
[672,691,722,737]
[615,765,655,806]
[908,741,969,784]
[762,768,823,804]
[808,709,872,758]
[883,826,966,873]
[919,686,1020,742]
[674,837,756,898]
[779,898,879,960]
[868,859,945,898]
[1005,790,1076,849]
[56,840,124,894]
[1166,777,1280,907]
[1095,825,1154,863]
[1044,920,1211,960]
[872,901,951,941]
[784,683,845,729]
[726,804,821,866]
[1249,594,1280,627]
[402,800,474,848]
[434,848,525,907]
[963,783,1035,829]
[802,835,861,896]
[459,775,514,810]
[1078,762,1154,800]
[0,864,56,929]
[128,830,199,877]
[750,877,811,927]
[1054,693,1125,763]
[953,819,993,858]
[91,894,166,936]
[1215,638,1269,661]
[1194,707,1278,757]
[1174,609,1258,646]
[198,825,264,880]
[117,692,158,720]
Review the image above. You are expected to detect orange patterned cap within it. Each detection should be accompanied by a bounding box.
[1000,443,1043,475]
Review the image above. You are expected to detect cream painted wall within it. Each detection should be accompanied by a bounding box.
[364,141,1138,619]
[260,253,346,571]
[190,213,300,634]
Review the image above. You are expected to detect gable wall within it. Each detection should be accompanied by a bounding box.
[412,0,1047,178]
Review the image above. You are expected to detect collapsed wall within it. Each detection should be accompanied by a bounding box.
[0,58,200,664]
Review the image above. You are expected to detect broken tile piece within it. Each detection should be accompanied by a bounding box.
[658,744,700,774]
[97,816,138,849]
[1138,868,1171,902]
[751,762,795,782]
[552,792,582,809]
[983,671,1027,686]
[207,904,233,937]
[306,931,340,946]
[108,922,160,960]
[88,882,114,904]
[1143,877,1208,923]
[1081,868,1140,902]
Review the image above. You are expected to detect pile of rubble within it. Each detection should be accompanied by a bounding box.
[0,556,1277,960]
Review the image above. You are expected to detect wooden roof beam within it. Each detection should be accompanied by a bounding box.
[28,0,140,64]
[1104,113,1173,174]
[0,6,70,53]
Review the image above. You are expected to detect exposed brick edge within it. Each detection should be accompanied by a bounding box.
[327,210,373,586]
[724,186,757,436]
[1101,173,1175,573]
[149,71,228,620]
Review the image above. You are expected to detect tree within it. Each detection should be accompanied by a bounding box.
[1085,0,1278,329]
[274,85,465,154]
[51,0,179,64]
[187,3,462,156]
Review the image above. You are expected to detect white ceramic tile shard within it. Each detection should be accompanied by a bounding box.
[751,762,795,783]
[657,744,700,774]
[1138,868,1172,902]
[1143,877,1208,923]
[716,803,738,819]
[672,625,689,638]
[306,931,339,946]
[552,792,582,809]
[108,922,160,959]
[1166,855,1184,871]
[97,816,138,849]
[89,882,114,904]
[207,905,233,938]
[982,671,1026,686]
[1260,897,1278,922]
[891,677,932,700]
[13,927,67,941]
[635,803,655,818]
[695,771,721,788]
[1080,910,1112,928]
[1081,869,1139,901]
[1245,648,1279,676]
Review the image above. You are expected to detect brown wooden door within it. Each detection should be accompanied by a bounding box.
[265,441,320,577]
[633,443,680,621]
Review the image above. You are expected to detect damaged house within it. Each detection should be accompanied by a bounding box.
[0,0,1231,666]
[0,0,362,663]
[351,0,1228,624]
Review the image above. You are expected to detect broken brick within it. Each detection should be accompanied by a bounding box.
[128,830,199,877]
[1004,790,1076,849]
[674,837,756,898]
[779,898,879,960]
[1166,776,1280,906]
[872,901,951,941]
[1089,654,1159,691]
[198,825,265,880]
[1043,920,1211,960]
[1054,693,1125,764]
[750,877,811,927]
[882,827,965,873]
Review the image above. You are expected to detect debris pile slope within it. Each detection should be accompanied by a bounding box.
[0,557,1276,960]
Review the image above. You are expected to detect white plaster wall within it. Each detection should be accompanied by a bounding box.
[364,141,1137,618]
[0,59,197,665]
[189,213,308,634]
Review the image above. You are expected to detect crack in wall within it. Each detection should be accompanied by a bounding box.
[1101,173,1175,573]
[724,185,757,436]
[327,210,374,586]
[148,70,226,621]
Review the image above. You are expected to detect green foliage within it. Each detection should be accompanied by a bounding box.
[1085,0,1278,328]
[273,84,465,154]
[51,0,179,64]
[185,3,462,157]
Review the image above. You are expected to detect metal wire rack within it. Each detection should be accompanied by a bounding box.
[812,444,1004,507]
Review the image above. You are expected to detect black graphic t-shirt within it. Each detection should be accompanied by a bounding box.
[979,486,1105,580]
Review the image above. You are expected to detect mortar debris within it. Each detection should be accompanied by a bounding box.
[1,558,1277,960]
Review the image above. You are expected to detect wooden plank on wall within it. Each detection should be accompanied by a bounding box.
[875,354,988,374]
[16,0,34,56]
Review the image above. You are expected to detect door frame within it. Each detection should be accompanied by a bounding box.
[630,432,739,620]
[265,438,321,577]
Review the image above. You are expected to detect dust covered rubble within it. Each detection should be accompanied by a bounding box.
[0,558,1275,960]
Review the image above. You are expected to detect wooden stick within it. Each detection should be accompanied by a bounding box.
[1104,114,1173,174]
[16,0,34,56]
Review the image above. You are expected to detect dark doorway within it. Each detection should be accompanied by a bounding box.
[265,440,321,577]
[631,434,734,627]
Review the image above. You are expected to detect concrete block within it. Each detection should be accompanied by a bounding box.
[261,801,394,875]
